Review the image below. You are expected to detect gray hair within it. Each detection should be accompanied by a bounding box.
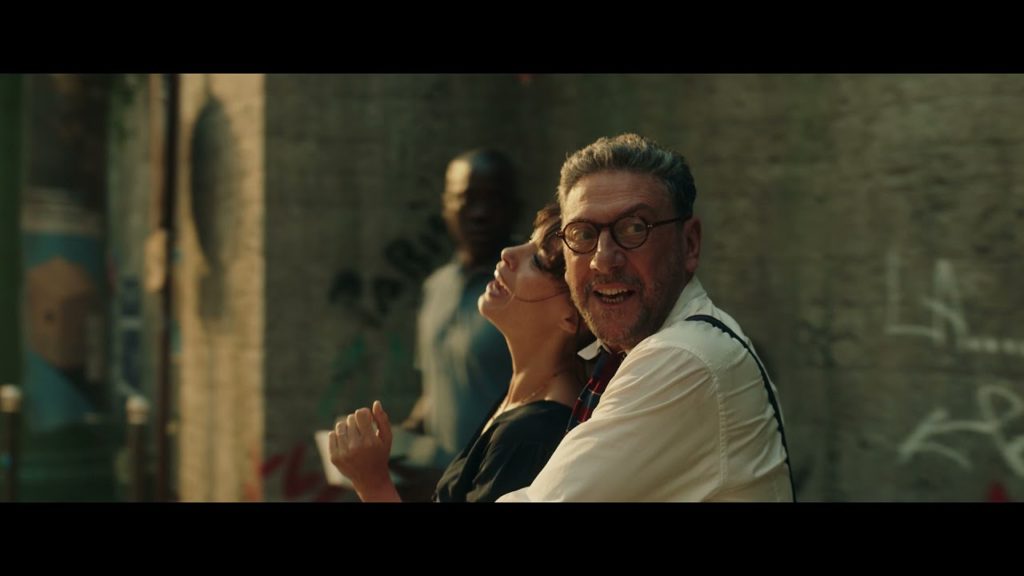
[556,133,696,217]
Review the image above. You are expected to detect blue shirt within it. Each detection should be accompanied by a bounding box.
[415,258,512,466]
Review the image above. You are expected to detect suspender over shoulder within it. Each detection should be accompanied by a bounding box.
[686,314,797,501]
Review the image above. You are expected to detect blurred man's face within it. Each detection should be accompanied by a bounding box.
[443,159,514,265]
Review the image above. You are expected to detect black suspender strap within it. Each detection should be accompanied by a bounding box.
[686,314,796,500]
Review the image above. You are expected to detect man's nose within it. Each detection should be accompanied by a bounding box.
[590,228,624,273]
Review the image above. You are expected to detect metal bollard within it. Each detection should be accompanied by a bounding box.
[1,385,22,502]
[126,395,150,502]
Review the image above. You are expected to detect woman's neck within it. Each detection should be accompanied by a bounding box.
[481,334,581,436]
[504,332,581,407]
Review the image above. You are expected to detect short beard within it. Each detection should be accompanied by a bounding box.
[570,274,648,351]
[572,252,687,352]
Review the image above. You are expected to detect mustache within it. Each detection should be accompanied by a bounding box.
[584,274,642,293]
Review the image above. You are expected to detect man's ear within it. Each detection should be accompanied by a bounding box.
[683,217,701,275]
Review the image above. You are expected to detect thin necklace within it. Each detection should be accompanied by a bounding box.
[489,370,565,428]
[498,382,549,413]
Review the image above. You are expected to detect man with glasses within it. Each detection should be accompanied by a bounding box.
[498,134,794,501]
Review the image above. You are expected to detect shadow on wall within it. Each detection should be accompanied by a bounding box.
[189,96,240,326]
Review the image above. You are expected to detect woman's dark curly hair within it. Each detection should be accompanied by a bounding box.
[530,202,595,353]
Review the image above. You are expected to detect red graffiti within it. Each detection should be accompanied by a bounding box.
[986,481,1012,502]
[261,442,347,502]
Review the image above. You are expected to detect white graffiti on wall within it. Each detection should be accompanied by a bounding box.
[897,384,1024,478]
[886,249,1024,357]
[887,247,1024,478]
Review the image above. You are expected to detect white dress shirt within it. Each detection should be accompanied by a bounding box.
[497,276,793,502]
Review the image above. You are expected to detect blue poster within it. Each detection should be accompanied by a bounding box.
[21,188,105,432]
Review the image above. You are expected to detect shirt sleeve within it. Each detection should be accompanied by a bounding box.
[497,344,723,502]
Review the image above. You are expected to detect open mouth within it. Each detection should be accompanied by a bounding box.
[488,270,511,297]
[592,287,635,305]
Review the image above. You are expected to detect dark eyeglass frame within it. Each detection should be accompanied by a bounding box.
[555,214,689,254]
[532,230,565,275]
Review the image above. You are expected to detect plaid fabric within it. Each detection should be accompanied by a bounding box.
[567,348,624,432]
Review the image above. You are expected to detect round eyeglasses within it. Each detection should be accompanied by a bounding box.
[555,214,687,254]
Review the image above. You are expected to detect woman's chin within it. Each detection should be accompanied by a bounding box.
[478,291,514,324]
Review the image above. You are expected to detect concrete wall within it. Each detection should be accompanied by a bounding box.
[176,74,265,501]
